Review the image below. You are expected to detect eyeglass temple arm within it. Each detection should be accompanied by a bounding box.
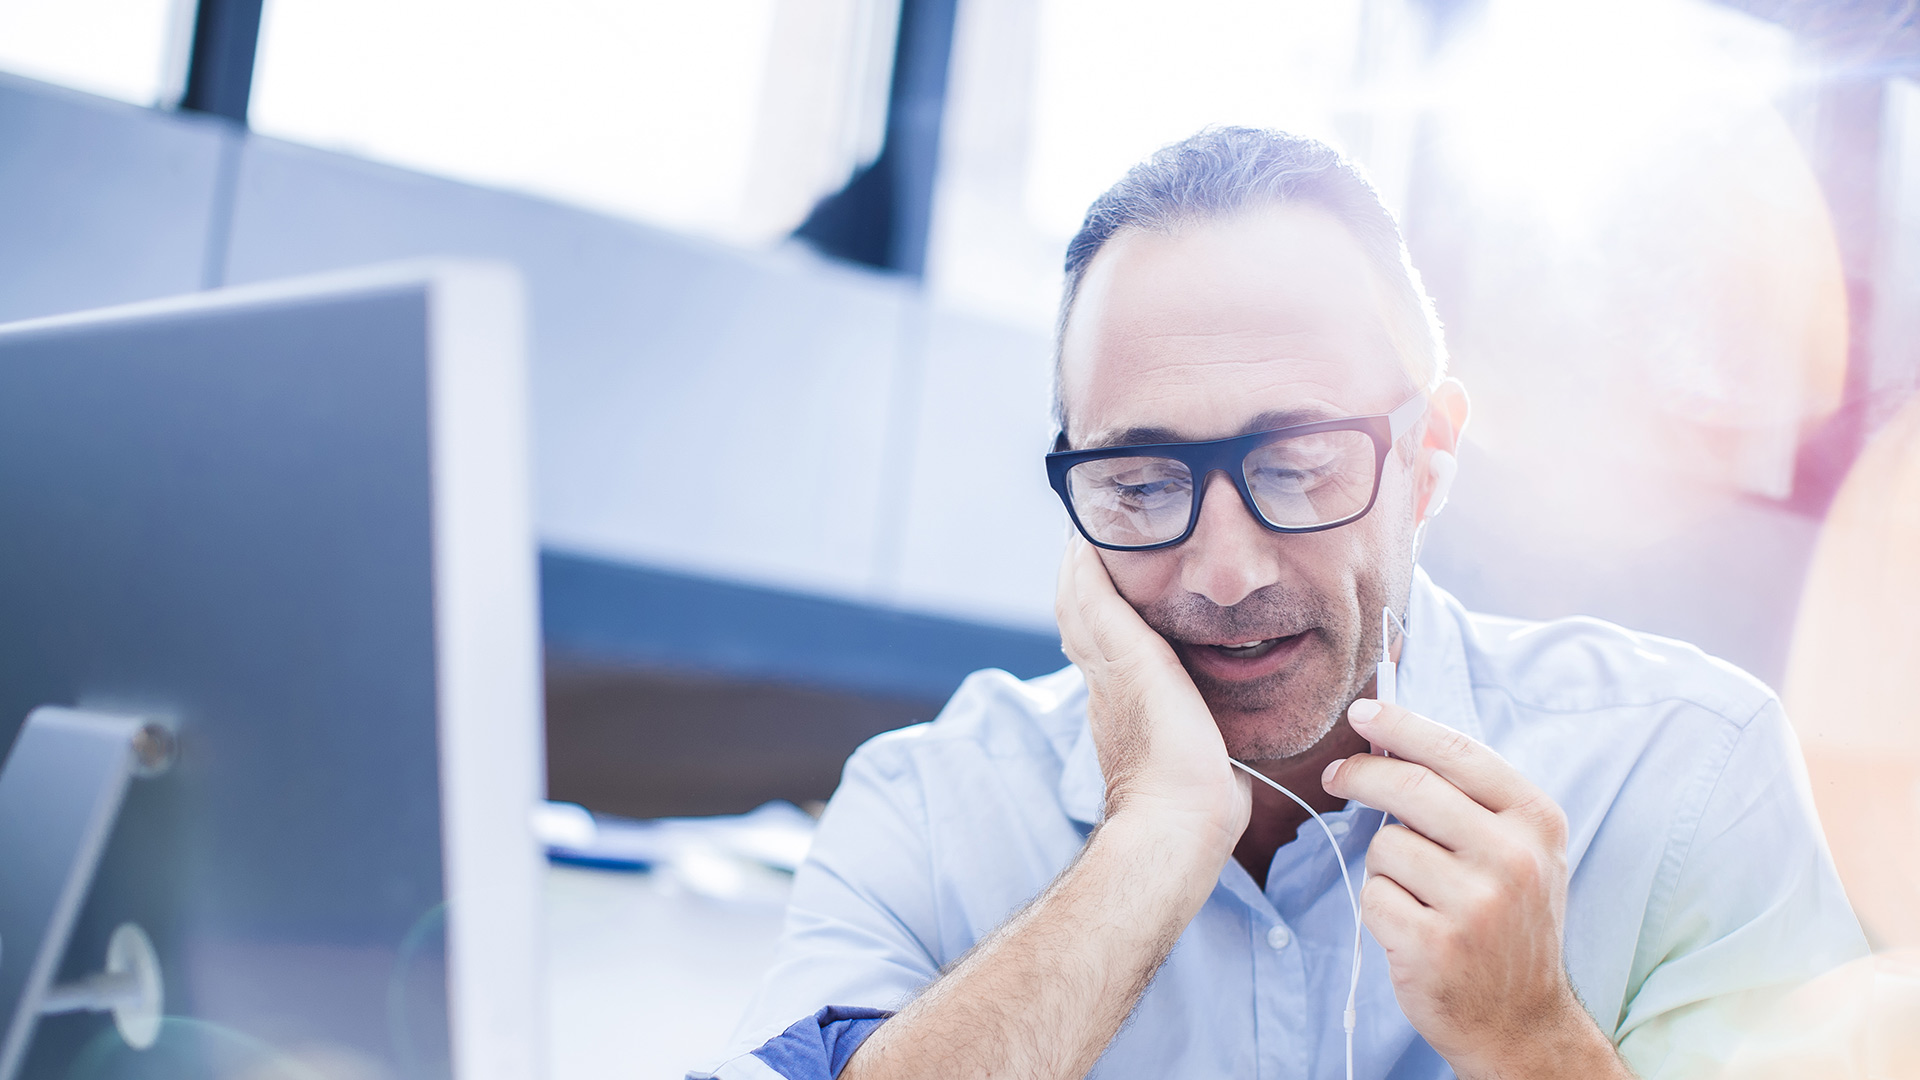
[1387,392,1427,441]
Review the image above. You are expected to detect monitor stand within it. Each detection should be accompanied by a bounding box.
[0,707,173,1080]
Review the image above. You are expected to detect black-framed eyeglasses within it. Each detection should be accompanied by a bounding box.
[1046,393,1427,551]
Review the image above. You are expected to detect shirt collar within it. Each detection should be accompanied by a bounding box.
[1056,568,1481,827]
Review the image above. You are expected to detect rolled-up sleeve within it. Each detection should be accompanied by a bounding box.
[691,730,943,1079]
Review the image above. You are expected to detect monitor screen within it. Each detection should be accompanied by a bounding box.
[0,263,544,1080]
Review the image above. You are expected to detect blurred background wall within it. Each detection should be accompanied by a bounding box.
[2,0,1917,834]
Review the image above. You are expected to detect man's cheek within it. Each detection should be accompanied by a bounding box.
[1098,549,1179,608]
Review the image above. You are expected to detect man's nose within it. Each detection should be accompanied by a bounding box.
[1178,470,1284,608]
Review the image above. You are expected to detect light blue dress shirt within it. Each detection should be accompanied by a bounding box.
[700,571,1866,1079]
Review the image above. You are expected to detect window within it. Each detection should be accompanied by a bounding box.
[0,0,191,106]
[929,0,1418,331]
[250,0,896,245]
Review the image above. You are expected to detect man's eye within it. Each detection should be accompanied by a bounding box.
[1252,464,1332,490]
[1113,478,1187,504]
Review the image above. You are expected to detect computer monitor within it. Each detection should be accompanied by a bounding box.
[0,263,545,1080]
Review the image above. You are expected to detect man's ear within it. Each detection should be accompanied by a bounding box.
[1426,378,1470,454]
[1416,379,1471,522]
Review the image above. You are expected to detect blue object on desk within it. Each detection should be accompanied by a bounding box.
[539,801,817,875]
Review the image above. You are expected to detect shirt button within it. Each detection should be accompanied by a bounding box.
[1266,924,1292,950]
[1329,819,1351,838]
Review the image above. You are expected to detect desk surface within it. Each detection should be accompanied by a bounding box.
[545,864,789,1080]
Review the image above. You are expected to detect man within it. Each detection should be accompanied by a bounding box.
[696,128,1866,1079]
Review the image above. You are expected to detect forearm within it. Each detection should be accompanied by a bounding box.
[840,809,1226,1080]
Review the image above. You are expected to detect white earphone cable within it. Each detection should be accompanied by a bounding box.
[1223,603,1407,1080]
[1227,758,1364,1080]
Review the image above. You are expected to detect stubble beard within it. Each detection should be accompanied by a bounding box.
[1135,585,1377,764]
[1208,641,1372,762]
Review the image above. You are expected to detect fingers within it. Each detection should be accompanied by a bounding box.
[1364,822,1476,911]
[1053,536,1244,840]
[1055,536,1179,672]
[1055,538,1121,671]
[1055,540,1094,668]
[1066,538,1126,661]
[1360,870,1430,952]
[1329,702,1569,855]
[1325,753,1489,851]
[1346,700,1547,825]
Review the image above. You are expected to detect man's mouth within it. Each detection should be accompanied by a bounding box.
[1178,630,1312,682]
[1212,637,1287,660]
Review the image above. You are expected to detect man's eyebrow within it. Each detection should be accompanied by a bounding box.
[1082,405,1345,449]
[1084,425,1184,449]
[1239,405,1344,433]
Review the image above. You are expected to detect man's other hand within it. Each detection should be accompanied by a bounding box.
[1056,537,1250,855]
[1322,700,1631,1080]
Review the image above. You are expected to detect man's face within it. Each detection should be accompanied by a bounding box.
[1058,205,1426,762]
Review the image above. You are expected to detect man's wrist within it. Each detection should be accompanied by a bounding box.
[1456,993,1630,1080]
[1090,803,1237,910]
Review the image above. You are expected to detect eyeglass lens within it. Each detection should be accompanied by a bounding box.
[1065,428,1378,547]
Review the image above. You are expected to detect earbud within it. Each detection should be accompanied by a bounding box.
[1376,606,1401,708]
[1423,450,1457,522]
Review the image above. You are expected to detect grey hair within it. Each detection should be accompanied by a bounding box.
[1054,127,1447,432]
